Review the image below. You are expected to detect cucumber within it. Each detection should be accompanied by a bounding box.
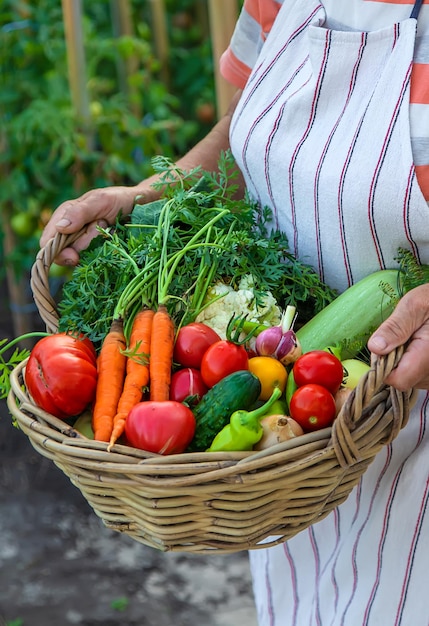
[296,269,401,358]
[189,370,262,451]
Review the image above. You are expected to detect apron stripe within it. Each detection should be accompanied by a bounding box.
[264,552,275,626]
[327,509,342,623]
[236,7,323,207]
[364,469,401,625]
[265,59,310,230]
[241,59,311,218]
[394,478,429,625]
[289,28,332,257]
[362,402,427,625]
[282,540,300,626]
[333,445,393,625]
[314,30,368,282]
[308,525,323,625]
[367,60,413,269]
[337,112,368,286]
[234,4,322,115]
[403,166,422,262]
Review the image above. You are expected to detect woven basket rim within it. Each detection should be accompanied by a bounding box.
[16,229,416,553]
[27,229,414,466]
[9,349,414,478]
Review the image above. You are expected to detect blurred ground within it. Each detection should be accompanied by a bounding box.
[0,280,258,626]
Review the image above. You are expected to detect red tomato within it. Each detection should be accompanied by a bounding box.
[289,383,336,432]
[173,323,221,368]
[25,333,98,419]
[125,401,196,454]
[292,350,344,394]
[200,340,249,388]
[170,367,208,405]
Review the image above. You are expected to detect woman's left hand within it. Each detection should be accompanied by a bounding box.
[367,283,429,391]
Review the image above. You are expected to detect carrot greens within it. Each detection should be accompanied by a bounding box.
[58,152,337,350]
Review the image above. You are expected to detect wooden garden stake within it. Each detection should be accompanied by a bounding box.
[149,0,170,88]
[110,0,141,116]
[207,0,239,117]
[61,0,93,149]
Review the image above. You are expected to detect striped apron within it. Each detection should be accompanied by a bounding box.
[230,0,429,293]
[229,1,429,625]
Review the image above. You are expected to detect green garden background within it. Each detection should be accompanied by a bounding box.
[1,0,239,339]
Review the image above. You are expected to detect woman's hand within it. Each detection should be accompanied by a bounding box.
[367,283,429,391]
[39,184,151,266]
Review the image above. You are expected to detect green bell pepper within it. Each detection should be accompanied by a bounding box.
[207,387,282,452]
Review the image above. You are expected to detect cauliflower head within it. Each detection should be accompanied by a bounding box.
[195,275,282,339]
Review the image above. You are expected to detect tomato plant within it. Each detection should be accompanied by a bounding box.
[248,356,288,401]
[173,322,221,368]
[125,401,196,454]
[25,333,98,419]
[10,213,38,238]
[1,0,215,296]
[170,367,208,404]
[293,350,344,394]
[200,340,249,388]
[289,383,336,432]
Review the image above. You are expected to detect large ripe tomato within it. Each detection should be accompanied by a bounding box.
[173,322,221,368]
[170,367,208,405]
[293,350,344,395]
[200,340,249,388]
[25,333,98,419]
[289,383,336,432]
[125,401,196,454]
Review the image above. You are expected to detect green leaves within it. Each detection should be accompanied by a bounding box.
[0,340,30,402]
[57,154,337,350]
[0,1,215,278]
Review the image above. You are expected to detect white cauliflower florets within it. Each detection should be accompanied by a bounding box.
[195,275,282,339]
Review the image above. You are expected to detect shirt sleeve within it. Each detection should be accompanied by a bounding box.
[219,0,284,89]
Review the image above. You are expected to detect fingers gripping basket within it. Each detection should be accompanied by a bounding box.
[8,232,416,554]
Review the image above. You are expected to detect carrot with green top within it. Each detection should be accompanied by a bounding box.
[107,308,154,450]
[92,318,127,442]
[149,305,175,402]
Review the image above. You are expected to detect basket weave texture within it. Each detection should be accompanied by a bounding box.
[8,232,416,554]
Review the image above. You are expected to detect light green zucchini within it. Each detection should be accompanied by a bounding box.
[296,269,401,358]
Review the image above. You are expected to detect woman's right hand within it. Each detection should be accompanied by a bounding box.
[39,184,149,266]
[367,283,429,391]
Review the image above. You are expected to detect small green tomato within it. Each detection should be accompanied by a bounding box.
[341,358,371,389]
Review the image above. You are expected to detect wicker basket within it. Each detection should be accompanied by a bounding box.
[7,232,416,554]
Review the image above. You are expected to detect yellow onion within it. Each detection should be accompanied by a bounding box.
[254,414,304,450]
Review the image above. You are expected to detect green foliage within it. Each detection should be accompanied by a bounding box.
[110,596,130,612]
[0,339,30,401]
[396,247,429,293]
[0,0,215,277]
[57,153,337,351]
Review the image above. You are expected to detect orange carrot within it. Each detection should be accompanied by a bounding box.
[107,308,154,450]
[149,304,175,402]
[92,318,127,442]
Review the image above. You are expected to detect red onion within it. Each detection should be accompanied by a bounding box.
[255,306,302,365]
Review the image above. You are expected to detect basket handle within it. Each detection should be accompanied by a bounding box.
[332,344,416,467]
[30,228,88,333]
